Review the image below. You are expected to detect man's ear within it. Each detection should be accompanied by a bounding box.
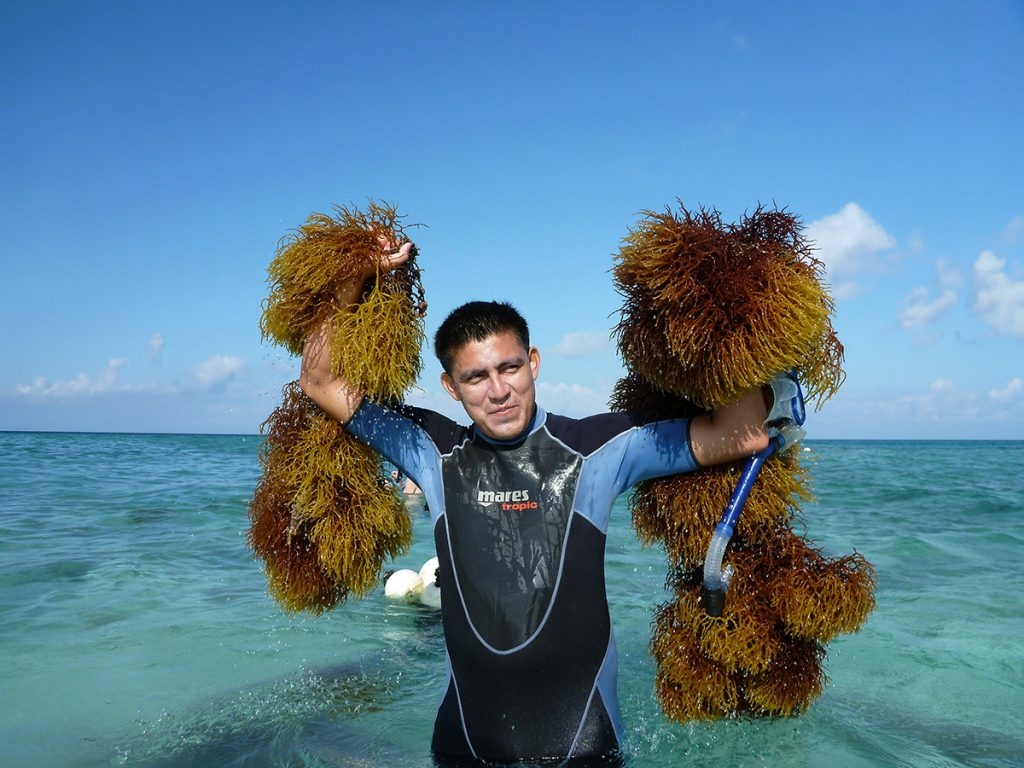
[529,346,541,380]
[441,372,461,401]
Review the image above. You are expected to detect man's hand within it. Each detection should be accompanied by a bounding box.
[334,237,415,306]
[376,234,414,270]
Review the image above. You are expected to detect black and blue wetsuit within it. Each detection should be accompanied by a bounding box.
[347,401,699,763]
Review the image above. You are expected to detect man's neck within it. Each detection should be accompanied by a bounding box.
[472,405,543,446]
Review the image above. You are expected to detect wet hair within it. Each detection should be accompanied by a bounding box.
[434,301,530,374]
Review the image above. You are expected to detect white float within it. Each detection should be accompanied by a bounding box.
[419,556,441,609]
[384,568,423,600]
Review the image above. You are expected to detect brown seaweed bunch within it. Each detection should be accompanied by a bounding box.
[612,202,844,410]
[632,451,813,569]
[260,200,427,400]
[610,200,873,723]
[645,509,873,719]
[651,568,834,718]
[249,200,426,613]
[652,604,742,721]
[654,630,827,719]
[764,530,877,642]
[248,383,413,613]
[743,636,827,717]
[248,471,341,613]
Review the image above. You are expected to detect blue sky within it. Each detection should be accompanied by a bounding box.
[2,1,1021,439]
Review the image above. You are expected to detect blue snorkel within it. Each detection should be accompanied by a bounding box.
[701,371,806,617]
[701,438,780,616]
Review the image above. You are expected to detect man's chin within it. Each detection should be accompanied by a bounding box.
[480,418,526,441]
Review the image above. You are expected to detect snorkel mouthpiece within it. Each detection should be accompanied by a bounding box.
[701,526,735,616]
[765,369,806,431]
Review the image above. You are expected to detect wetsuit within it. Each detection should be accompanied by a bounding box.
[347,401,699,763]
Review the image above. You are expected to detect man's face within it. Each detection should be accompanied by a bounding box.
[440,331,541,441]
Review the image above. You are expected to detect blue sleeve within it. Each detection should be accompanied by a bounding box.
[346,399,447,504]
[348,399,468,520]
[618,418,699,487]
[571,416,698,534]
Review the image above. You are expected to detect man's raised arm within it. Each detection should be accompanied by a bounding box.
[298,240,413,424]
[688,387,770,467]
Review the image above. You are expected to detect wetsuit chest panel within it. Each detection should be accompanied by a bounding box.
[442,428,582,651]
[433,514,614,762]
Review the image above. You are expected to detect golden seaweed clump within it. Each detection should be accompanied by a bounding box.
[650,545,855,717]
[765,530,877,642]
[612,203,844,410]
[249,201,426,613]
[611,201,874,723]
[248,383,414,613]
[630,452,812,568]
[650,532,873,717]
[248,473,342,613]
[248,388,350,613]
[743,636,827,716]
[260,201,426,359]
[668,576,781,676]
[651,600,742,721]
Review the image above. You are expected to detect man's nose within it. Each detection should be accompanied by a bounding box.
[486,374,510,401]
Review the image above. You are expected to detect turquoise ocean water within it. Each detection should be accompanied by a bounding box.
[1,432,1021,768]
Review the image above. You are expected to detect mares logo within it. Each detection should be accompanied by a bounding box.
[477,488,539,513]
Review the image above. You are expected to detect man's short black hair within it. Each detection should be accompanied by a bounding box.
[434,301,530,374]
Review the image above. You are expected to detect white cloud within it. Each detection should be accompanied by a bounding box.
[834,375,1024,437]
[148,332,165,362]
[899,286,958,330]
[536,381,610,416]
[550,331,610,358]
[907,231,926,254]
[16,353,249,405]
[17,358,129,398]
[805,203,897,297]
[1001,214,1024,244]
[972,250,1024,337]
[989,378,1023,403]
[899,257,963,331]
[191,355,246,390]
[859,379,981,426]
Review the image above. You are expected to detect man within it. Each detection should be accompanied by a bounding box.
[300,241,797,764]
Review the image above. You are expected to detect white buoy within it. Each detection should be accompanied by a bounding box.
[419,556,439,585]
[420,581,441,609]
[418,556,441,609]
[384,569,423,600]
